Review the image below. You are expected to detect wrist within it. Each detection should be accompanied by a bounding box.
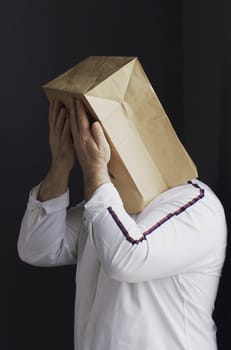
[37,165,70,202]
[49,163,71,179]
[83,164,109,180]
[83,165,111,201]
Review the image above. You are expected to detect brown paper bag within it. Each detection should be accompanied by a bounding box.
[42,56,198,213]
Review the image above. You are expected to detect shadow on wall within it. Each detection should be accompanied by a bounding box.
[215,55,231,350]
[216,57,231,216]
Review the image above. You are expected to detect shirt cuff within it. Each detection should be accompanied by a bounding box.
[83,182,124,222]
[28,182,70,214]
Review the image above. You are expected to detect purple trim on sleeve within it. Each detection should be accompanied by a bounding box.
[107,181,205,245]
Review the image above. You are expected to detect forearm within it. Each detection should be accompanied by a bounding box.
[83,166,112,202]
[37,166,70,201]
[17,181,75,266]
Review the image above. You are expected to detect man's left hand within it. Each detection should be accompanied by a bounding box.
[69,97,112,200]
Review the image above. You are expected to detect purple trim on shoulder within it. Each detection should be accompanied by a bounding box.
[107,181,205,245]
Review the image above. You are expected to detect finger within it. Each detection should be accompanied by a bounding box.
[52,100,63,129]
[76,100,91,136]
[48,100,54,130]
[55,107,67,138]
[69,97,79,139]
[61,113,71,142]
[91,121,106,149]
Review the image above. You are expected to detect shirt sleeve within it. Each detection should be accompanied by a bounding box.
[83,181,227,282]
[17,182,84,267]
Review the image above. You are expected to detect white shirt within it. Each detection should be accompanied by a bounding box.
[17,179,227,350]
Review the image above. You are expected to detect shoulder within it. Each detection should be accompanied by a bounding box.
[134,179,227,242]
[150,179,225,215]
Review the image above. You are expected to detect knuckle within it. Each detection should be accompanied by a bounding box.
[80,134,88,142]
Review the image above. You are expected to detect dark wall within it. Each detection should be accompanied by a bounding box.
[4,1,229,349]
[215,2,231,348]
[5,1,183,350]
[183,2,231,349]
[183,1,224,188]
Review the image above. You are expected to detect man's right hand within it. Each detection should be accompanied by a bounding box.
[49,99,76,173]
[37,99,76,202]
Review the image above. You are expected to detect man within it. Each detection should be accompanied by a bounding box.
[17,98,227,350]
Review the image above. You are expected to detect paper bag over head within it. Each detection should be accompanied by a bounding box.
[42,56,198,214]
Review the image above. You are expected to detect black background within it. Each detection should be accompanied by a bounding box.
[3,1,230,349]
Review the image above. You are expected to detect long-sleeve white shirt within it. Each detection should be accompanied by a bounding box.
[17,179,227,350]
